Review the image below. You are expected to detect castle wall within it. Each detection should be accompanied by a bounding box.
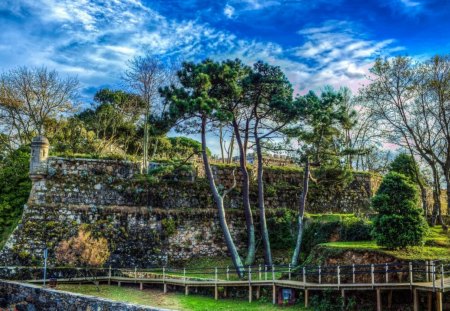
[0,157,380,267]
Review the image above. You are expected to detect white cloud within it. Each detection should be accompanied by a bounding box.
[0,1,402,99]
[224,4,235,18]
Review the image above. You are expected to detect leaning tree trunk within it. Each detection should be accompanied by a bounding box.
[232,119,256,265]
[201,116,244,277]
[254,133,272,266]
[291,158,310,266]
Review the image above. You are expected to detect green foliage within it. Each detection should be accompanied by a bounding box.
[389,153,423,184]
[161,218,177,237]
[301,215,372,260]
[371,172,428,249]
[267,209,296,249]
[310,290,356,311]
[157,136,210,159]
[0,146,31,248]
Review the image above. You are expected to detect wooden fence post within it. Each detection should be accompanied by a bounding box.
[183,268,186,282]
[265,265,268,281]
[259,264,262,280]
[371,264,375,286]
[303,267,306,284]
[337,266,341,286]
[134,266,137,282]
[432,261,436,291]
[226,266,229,281]
[440,264,444,289]
[385,263,388,283]
[288,263,291,280]
[248,266,252,283]
[319,265,322,284]
[272,265,275,281]
[409,262,413,287]
[352,264,355,284]
[108,265,111,285]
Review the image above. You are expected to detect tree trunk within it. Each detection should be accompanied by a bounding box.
[201,116,244,277]
[255,134,272,266]
[219,126,225,163]
[431,165,442,226]
[227,133,235,164]
[291,158,310,266]
[232,119,256,265]
[407,147,428,215]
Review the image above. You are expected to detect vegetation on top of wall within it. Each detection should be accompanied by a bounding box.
[0,146,31,249]
[49,151,139,162]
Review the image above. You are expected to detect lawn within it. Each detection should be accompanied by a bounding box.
[321,226,450,261]
[55,284,308,311]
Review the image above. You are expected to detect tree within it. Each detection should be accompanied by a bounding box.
[214,59,256,265]
[372,172,428,248]
[363,56,447,226]
[0,67,78,145]
[244,61,297,266]
[123,54,177,171]
[288,88,354,265]
[162,60,244,277]
[389,153,428,214]
[55,229,110,267]
[0,146,31,247]
[77,89,144,155]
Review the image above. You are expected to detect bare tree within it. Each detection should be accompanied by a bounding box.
[123,54,176,171]
[363,56,447,225]
[0,67,78,145]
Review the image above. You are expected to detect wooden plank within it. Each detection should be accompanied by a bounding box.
[413,288,418,311]
[272,284,276,304]
[376,289,381,311]
[436,291,442,311]
[305,289,309,308]
[249,285,252,303]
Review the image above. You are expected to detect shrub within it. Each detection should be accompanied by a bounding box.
[55,229,110,267]
[371,172,428,248]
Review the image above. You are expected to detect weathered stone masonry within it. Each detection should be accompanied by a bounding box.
[0,146,381,267]
[0,280,168,311]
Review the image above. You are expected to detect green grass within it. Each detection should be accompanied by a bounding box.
[55,284,308,311]
[321,226,450,261]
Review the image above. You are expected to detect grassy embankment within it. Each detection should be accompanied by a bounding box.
[320,226,450,261]
[56,284,308,311]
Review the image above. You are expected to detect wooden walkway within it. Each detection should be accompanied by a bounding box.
[20,261,449,311]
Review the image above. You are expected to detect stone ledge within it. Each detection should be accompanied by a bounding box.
[0,279,173,311]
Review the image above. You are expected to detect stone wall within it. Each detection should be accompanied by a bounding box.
[0,156,380,267]
[0,280,167,311]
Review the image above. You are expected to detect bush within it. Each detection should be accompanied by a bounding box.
[371,172,428,249]
[55,229,110,267]
[268,209,296,249]
[301,215,372,259]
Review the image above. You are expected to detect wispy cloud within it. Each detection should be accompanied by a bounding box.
[0,1,402,99]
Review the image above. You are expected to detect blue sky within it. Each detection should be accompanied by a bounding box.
[2,0,450,101]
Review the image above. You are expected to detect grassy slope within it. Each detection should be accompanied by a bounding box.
[56,284,308,311]
[321,226,450,261]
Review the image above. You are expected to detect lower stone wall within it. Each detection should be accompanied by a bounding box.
[0,204,248,267]
[0,280,166,310]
